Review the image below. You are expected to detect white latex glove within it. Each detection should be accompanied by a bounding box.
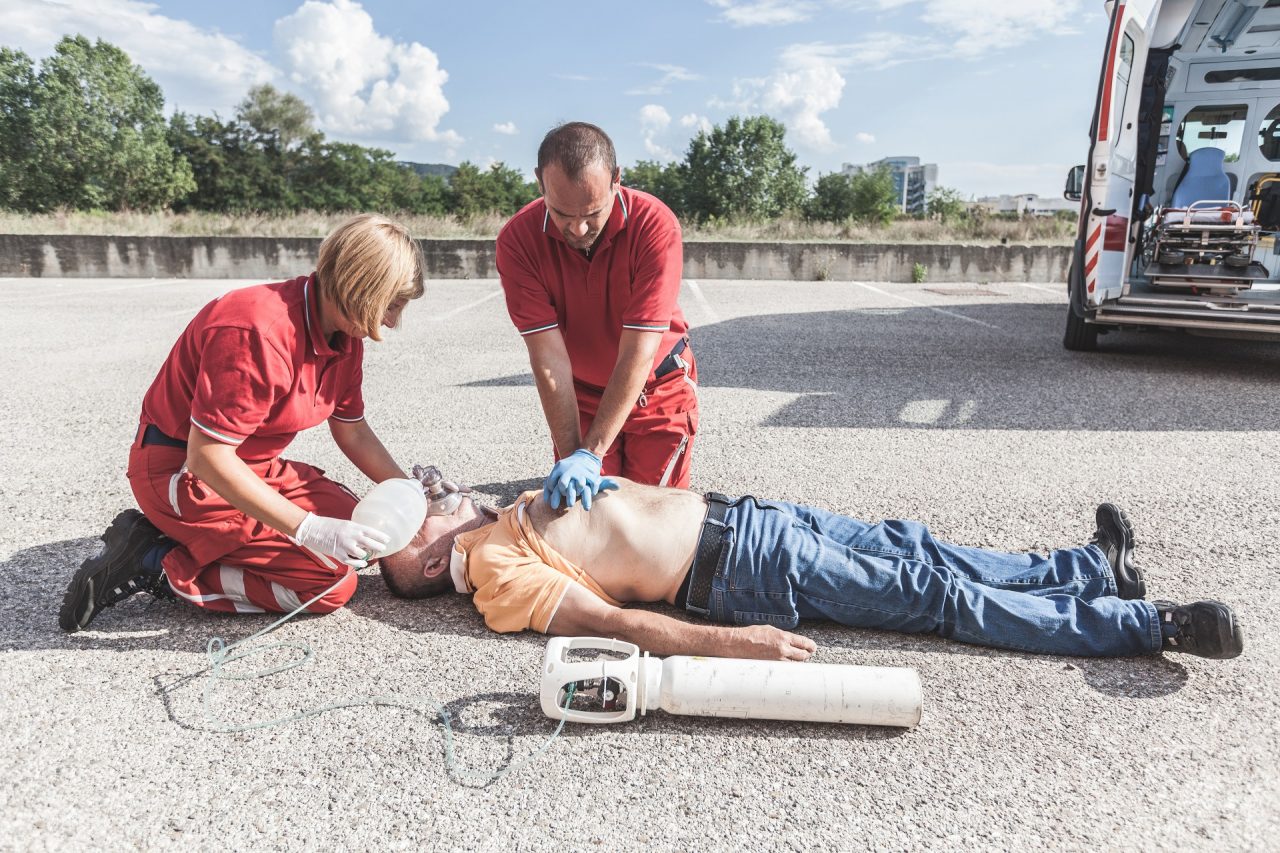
[293,512,390,568]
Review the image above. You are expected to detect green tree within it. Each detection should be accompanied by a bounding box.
[804,167,898,225]
[677,115,807,223]
[26,36,193,211]
[848,166,899,225]
[236,83,316,150]
[804,171,858,222]
[167,111,291,212]
[622,159,685,214]
[448,161,537,217]
[926,186,967,222]
[0,48,37,210]
[292,140,446,213]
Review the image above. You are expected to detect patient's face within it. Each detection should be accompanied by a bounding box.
[379,496,490,596]
[419,497,486,573]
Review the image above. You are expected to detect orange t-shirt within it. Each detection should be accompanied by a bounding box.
[452,492,621,633]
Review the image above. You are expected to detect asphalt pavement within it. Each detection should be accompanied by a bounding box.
[1,275,1276,851]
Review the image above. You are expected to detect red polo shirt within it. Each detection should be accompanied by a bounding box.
[139,274,364,462]
[496,185,687,389]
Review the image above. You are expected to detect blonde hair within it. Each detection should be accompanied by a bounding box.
[315,214,426,341]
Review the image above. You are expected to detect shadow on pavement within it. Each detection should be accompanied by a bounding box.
[461,303,1280,431]
[1079,657,1189,698]
[695,304,1280,431]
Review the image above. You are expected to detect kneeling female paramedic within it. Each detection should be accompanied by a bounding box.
[60,213,424,632]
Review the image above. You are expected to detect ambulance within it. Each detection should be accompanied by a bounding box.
[1065,0,1280,349]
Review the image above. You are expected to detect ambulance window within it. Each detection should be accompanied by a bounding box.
[1260,104,1280,161]
[1177,104,1248,160]
[1205,67,1280,84]
[1111,34,1136,144]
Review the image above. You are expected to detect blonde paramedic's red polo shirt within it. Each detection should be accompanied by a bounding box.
[139,274,365,461]
[496,185,687,390]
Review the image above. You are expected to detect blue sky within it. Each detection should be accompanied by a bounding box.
[2,0,1111,197]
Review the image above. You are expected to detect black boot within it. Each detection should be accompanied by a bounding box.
[1090,503,1146,600]
[59,510,174,633]
[1154,600,1244,659]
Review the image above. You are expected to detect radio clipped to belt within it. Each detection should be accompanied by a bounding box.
[638,337,692,408]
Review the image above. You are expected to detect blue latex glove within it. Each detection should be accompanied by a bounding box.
[543,449,619,510]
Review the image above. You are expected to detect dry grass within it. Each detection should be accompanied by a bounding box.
[0,209,1076,245]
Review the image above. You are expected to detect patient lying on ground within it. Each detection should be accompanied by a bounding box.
[380,477,1243,662]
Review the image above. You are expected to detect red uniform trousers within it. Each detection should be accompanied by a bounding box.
[573,350,699,489]
[126,431,359,615]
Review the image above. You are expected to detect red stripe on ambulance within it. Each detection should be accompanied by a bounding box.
[1096,2,1127,142]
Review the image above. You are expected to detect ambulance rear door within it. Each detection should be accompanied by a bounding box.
[1077,0,1163,307]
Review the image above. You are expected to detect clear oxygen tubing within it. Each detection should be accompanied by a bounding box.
[198,575,575,787]
[193,472,573,787]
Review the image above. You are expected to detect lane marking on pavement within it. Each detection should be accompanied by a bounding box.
[0,278,187,303]
[853,282,1005,331]
[684,279,720,325]
[432,287,503,322]
[1012,282,1061,295]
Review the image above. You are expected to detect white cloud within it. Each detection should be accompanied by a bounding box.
[855,132,876,144]
[639,104,677,161]
[274,0,461,146]
[707,0,818,26]
[854,0,1082,57]
[626,63,699,96]
[919,0,1083,58]
[493,121,518,135]
[640,104,672,132]
[780,34,926,72]
[713,31,935,151]
[681,113,713,135]
[0,0,276,115]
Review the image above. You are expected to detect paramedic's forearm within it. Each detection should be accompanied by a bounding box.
[581,330,663,457]
[525,331,582,457]
[185,429,309,536]
[329,417,408,483]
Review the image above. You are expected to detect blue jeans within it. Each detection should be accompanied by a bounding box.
[699,496,1162,657]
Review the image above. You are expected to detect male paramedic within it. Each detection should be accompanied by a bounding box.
[496,122,697,510]
[380,476,1244,661]
[59,214,426,632]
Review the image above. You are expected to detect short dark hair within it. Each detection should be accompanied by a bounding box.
[379,556,454,599]
[537,122,617,179]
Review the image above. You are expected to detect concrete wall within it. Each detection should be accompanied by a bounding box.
[0,234,1071,282]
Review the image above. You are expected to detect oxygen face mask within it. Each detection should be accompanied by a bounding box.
[413,464,465,517]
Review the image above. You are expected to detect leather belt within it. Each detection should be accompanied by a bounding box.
[141,423,187,449]
[675,492,733,613]
[653,337,689,381]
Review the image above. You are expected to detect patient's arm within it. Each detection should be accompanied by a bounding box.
[547,583,817,661]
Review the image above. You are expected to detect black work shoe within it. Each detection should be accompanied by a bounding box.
[59,510,173,633]
[1154,600,1244,660]
[1090,503,1146,600]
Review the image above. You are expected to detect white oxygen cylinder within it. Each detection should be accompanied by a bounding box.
[540,638,922,728]
[351,478,427,559]
[652,655,922,727]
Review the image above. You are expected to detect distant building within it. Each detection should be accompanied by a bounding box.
[972,193,1076,216]
[842,156,938,215]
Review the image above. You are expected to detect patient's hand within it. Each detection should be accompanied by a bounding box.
[725,625,816,661]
